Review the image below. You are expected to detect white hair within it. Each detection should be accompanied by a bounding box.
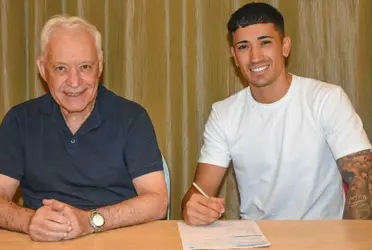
[40,14,103,58]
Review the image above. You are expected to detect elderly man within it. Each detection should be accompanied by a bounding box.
[0,15,167,241]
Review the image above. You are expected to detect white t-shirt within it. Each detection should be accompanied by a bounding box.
[199,74,371,220]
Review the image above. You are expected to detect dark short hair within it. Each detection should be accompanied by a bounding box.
[227,2,284,41]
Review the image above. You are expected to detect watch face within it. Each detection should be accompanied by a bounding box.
[92,214,105,227]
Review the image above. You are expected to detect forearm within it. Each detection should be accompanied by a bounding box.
[98,192,168,231]
[343,178,372,219]
[0,197,35,233]
[337,149,372,219]
[343,169,372,219]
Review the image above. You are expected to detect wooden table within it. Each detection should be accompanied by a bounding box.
[0,220,371,249]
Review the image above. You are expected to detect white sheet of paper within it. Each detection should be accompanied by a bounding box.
[177,220,271,249]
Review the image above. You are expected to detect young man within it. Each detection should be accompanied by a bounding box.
[182,2,372,225]
[0,15,168,241]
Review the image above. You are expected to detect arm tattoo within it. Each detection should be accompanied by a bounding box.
[337,149,372,219]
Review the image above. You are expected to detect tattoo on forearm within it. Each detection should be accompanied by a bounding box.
[337,149,372,219]
[349,195,367,205]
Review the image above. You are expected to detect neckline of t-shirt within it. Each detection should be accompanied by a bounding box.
[248,73,298,108]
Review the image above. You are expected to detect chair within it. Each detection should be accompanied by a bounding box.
[343,180,348,196]
[162,154,171,219]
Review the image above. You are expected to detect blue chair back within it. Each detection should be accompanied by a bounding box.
[162,154,171,219]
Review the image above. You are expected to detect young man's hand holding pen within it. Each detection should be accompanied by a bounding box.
[182,182,225,225]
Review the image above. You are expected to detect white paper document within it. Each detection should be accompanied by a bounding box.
[177,220,271,249]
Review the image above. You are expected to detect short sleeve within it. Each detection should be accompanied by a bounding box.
[320,87,371,160]
[0,108,25,180]
[124,109,163,179]
[198,105,231,167]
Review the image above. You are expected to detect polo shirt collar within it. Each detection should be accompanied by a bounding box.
[49,85,106,135]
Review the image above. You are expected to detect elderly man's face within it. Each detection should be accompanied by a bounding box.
[38,27,103,116]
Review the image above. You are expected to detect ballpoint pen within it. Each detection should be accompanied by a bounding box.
[192,182,210,199]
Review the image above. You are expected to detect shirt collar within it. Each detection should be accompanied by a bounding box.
[45,84,108,134]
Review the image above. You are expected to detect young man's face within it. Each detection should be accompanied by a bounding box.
[230,23,291,89]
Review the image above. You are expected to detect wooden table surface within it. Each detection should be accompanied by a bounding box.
[1,220,371,249]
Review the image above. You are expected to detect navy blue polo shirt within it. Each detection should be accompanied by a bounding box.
[0,85,163,210]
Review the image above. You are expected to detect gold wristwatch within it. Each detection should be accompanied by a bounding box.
[89,209,105,233]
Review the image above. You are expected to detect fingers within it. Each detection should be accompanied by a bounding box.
[45,210,71,225]
[29,201,90,241]
[184,205,219,225]
[29,220,70,239]
[42,199,71,224]
[41,218,72,232]
[28,205,72,242]
[184,193,225,225]
[200,196,225,215]
[29,222,70,242]
[29,227,68,242]
[43,199,66,211]
[31,209,71,232]
[214,197,225,213]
